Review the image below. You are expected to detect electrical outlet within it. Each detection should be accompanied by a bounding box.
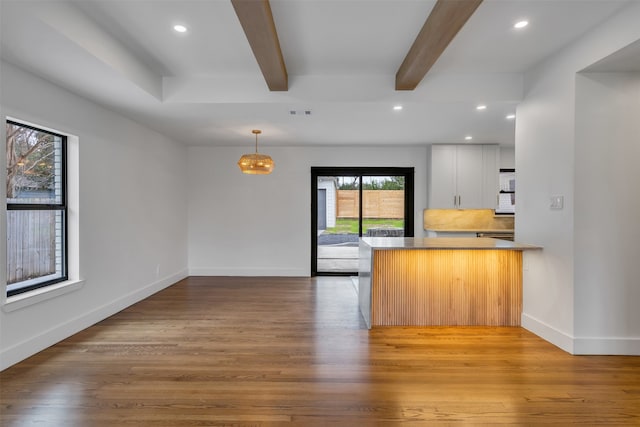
[550,195,564,210]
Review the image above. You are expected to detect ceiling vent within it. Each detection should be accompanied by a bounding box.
[289,110,312,116]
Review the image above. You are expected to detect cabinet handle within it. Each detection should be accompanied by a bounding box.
[458,195,461,207]
[454,195,457,207]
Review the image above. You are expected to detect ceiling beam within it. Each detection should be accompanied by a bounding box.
[231,0,288,91]
[395,0,483,91]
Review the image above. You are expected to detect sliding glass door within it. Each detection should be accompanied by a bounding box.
[311,167,414,275]
[315,175,359,274]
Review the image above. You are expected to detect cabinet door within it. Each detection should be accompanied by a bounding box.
[482,145,499,209]
[429,145,457,208]
[455,145,484,208]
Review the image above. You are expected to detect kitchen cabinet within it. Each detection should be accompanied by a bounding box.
[429,144,498,209]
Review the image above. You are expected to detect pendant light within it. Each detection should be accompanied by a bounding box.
[237,129,274,175]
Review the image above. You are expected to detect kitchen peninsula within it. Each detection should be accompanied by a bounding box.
[358,237,540,328]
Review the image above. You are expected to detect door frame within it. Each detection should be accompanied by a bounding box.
[311,167,414,276]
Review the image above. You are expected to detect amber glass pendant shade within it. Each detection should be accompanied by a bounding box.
[238,130,274,175]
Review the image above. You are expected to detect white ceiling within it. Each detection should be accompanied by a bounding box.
[0,0,633,148]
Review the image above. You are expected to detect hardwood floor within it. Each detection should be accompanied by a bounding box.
[1,276,639,426]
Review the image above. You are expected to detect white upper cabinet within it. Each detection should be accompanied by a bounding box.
[429,145,499,209]
[455,145,484,208]
[430,145,458,208]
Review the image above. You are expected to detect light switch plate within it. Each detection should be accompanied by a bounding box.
[550,195,564,210]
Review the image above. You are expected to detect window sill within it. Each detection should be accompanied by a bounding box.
[3,279,85,313]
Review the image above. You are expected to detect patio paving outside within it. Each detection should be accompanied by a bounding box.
[316,229,404,273]
[317,233,359,273]
[317,245,359,273]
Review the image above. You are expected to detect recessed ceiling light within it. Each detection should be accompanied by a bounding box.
[465,136,473,141]
[506,114,516,120]
[476,105,487,111]
[514,20,529,29]
[173,24,187,33]
[393,105,403,111]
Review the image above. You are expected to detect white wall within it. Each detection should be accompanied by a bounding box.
[516,2,640,354]
[0,61,188,370]
[516,56,577,352]
[499,146,515,169]
[188,145,428,276]
[574,72,640,353]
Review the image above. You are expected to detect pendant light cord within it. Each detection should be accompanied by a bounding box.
[252,129,262,154]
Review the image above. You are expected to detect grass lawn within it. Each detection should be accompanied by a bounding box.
[323,218,404,234]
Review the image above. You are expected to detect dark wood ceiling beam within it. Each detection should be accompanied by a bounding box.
[395,0,483,91]
[231,0,288,91]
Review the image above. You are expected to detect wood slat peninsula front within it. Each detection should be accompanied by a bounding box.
[358,237,541,328]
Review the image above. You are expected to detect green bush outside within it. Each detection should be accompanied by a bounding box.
[323,218,404,234]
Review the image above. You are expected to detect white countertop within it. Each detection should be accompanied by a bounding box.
[360,237,541,251]
[425,228,514,233]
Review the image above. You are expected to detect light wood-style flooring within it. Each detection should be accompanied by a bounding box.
[1,276,639,426]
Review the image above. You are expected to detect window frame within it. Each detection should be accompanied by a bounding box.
[6,120,68,297]
[310,166,415,276]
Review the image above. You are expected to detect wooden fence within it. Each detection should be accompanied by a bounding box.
[6,210,56,284]
[337,190,404,219]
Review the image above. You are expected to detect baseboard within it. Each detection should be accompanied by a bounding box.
[573,336,640,355]
[0,269,188,371]
[188,267,309,277]
[521,313,640,355]
[521,313,574,354]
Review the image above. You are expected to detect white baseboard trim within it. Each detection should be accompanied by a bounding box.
[188,267,309,277]
[0,269,188,371]
[573,336,640,355]
[522,313,640,355]
[521,313,574,354]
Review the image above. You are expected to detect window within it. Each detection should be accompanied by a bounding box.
[6,120,67,297]
[311,167,414,275]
